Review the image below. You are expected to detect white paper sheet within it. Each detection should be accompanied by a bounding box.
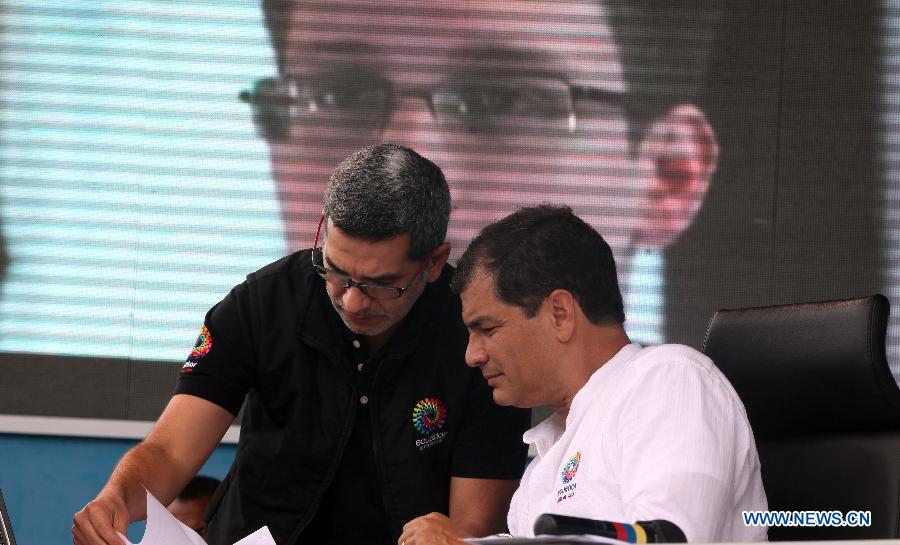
[117,490,276,545]
[466,535,626,544]
[233,527,277,545]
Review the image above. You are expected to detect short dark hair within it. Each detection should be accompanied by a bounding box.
[176,475,221,502]
[452,205,625,325]
[323,144,450,261]
[605,0,723,146]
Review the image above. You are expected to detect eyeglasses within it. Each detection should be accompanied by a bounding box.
[239,67,627,141]
[311,216,433,300]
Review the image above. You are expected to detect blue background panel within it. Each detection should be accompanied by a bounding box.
[0,433,236,545]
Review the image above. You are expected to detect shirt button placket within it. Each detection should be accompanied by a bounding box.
[352,338,369,405]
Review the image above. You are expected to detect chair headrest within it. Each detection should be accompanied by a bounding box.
[701,294,900,439]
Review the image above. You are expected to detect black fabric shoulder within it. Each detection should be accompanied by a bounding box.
[174,249,320,416]
[174,285,256,416]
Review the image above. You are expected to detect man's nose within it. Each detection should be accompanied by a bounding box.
[340,284,372,314]
[380,95,435,153]
[464,338,487,368]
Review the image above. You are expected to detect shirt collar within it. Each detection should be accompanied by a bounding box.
[522,411,564,458]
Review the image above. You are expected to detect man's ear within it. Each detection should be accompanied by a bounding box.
[544,289,577,343]
[425,242,451,282]
[633,104,718,248]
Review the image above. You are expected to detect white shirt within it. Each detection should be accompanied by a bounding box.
[508,343,768,542]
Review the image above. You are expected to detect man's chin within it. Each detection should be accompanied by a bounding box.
[490,389,515,407]
[340,314,390,337]
[491,389,537,410]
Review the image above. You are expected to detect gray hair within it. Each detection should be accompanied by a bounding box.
[323,144,451,260]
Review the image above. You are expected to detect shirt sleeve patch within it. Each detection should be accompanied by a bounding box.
[182,324,213,372]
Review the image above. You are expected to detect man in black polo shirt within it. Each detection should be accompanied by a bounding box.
[72,144,530,545]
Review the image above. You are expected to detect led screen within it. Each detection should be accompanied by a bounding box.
[1,0,896,424]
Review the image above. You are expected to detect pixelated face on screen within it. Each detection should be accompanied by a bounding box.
[249,0,717,268]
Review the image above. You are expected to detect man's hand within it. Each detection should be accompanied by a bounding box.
[72,491,130,545]
[399,512,471,545]
[71,395,235,545]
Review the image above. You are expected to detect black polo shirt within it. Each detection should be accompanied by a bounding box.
[175,249,530,545]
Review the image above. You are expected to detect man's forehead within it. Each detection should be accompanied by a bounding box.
[322,222,415,276]
[460,269,501,317]
[282,0,625,91]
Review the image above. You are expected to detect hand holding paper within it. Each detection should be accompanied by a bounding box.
[118,490,275,545]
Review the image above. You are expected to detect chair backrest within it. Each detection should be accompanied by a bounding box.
[702,294,900,540]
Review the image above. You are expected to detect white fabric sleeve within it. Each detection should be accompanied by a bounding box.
[612,355,746,542]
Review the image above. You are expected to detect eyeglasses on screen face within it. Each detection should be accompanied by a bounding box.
[311,216,433,300]
[239,67,627,140]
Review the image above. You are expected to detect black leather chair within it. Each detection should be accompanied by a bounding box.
[701,294,900,540]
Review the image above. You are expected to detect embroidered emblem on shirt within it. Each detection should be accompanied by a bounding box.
[561,451,581,484]
[412,397,446,434]
[556,451,581,503]
[182,325,213,372]
[412,397,448,451]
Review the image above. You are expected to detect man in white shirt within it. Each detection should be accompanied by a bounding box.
[400,205,767,544]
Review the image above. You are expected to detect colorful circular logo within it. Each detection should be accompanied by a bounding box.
[412,397,447,436]
[560,451,581,484]
[187,325,213,362]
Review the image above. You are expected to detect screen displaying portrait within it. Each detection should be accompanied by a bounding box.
[0,0,896,427]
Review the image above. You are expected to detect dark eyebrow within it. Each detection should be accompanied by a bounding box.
[367,273,404,284]
[465,316,501,331]
[300,41,558,64]
[296,41,568,80]
[452,45,562,68]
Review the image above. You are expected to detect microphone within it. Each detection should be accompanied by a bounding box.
[533,514,687,543]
